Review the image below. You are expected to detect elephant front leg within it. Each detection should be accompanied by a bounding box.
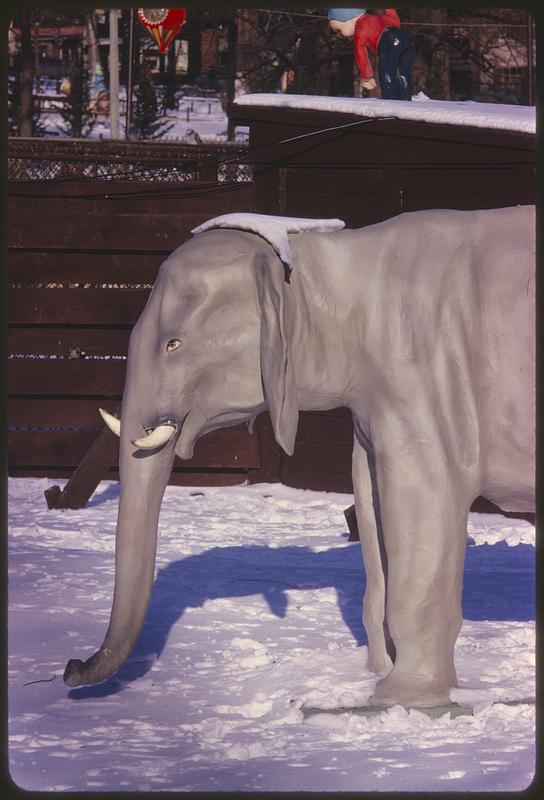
[352,435,394,677]
[369,438,472,708]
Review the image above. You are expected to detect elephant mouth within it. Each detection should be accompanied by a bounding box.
[99,405,252,459]
[99,408,182,452]
[131,416,181,450]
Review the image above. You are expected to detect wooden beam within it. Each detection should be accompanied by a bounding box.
[44,404,120,510]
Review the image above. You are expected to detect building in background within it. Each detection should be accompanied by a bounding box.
[8,8,536,139]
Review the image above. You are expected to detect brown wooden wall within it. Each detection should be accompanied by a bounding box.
[8,176,262,486]
[231,103,536,495]
[8,115,536,506]
[232,105,535,224]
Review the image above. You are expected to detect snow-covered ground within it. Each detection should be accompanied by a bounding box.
[8,477,535,792]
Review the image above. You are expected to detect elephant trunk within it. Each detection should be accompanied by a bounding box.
[64,421,176,688]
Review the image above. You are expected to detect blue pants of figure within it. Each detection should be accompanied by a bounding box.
[377,27,415,101]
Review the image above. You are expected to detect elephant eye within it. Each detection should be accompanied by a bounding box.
[166,338,182,353]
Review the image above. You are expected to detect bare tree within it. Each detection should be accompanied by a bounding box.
[83,10,99,92]
[403,7,533,103]
[228,7,533,104]
[19,11,34,137]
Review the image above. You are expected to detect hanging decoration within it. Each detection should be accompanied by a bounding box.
[137,8,186,55]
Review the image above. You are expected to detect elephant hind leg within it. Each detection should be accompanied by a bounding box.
[353,435,394,677]
[368,428,472,708]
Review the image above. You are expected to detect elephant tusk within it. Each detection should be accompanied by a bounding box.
[131,423,177,450]
[99,407,121,438]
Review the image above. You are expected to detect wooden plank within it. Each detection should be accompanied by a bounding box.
[8,397,119,428]
[8,359,127,396]
[8,328,131,358]
[8,430,100,466]
[10,466,98,480]
[282,467,353,494]
[8,177,250,197]
[186,427,260,469]
[7,211,203,251]
[8,287,149,325]
[91,187,254,216]
[8,415,259,465]
[296,412,353,447]
[10,465,249,488]
[44,407,121,509]
[231,105,535,159]
[169,470,248,487]
[402,166,516,195]
[281,167,530,224]
[281,193,385,227]
[8,182,254,216]
[256,127,535,169]
[282,167,384,194]
[247,412,282,484]
[513,165,536,206]
[285,440,352,476]
[8,252,164,286]
[311,407,352,418]
[8,426,259,470]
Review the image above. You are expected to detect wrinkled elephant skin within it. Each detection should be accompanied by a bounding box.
[64,207,535,708]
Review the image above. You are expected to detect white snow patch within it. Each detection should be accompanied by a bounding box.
[467,513,535,547]
[8,477,534,792]
[234,93,535,135]
[191,212,345,267]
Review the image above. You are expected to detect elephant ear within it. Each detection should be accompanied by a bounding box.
[255,249,298,456]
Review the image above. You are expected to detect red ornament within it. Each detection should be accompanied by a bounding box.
[138,8,186,54]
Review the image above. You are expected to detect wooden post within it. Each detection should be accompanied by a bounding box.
[125,8,135,137]
[344,504,359,541]
[44,404,121,510]
[248,412,282,485]
[109,9,120,138]
[226,19,237,141]
[19,11,34,137]
[527,12,534,106]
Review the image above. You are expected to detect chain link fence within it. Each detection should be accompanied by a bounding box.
[8,137,252,183]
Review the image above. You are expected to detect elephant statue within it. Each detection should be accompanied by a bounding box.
[64,206,535,709]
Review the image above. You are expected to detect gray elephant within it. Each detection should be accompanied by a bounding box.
[64,206,535,709]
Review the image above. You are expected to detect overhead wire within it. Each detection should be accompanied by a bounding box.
[249,9,529,27]
[10,114,397,200]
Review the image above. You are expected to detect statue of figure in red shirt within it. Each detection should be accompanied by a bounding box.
[328,8,415,101]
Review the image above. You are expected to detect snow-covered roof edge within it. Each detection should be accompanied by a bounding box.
[233,93,535,135]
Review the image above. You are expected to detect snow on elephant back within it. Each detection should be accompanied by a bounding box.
[64,205,535,710]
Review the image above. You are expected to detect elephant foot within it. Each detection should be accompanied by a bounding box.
[367,652,393,678]
[369,671,454,708]
[64,658,88,687]
[63,646,119,687]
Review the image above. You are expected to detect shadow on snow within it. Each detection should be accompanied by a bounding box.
[68,539,534,699]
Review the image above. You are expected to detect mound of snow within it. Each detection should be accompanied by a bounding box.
[191,212,345,267]
[8,478,535,792]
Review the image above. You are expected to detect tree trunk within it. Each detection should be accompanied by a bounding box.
[187,22,201,84]
[226,20,237,140]
[84,11,99,92]
[164,42,178,110]
[19,11,34,137]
